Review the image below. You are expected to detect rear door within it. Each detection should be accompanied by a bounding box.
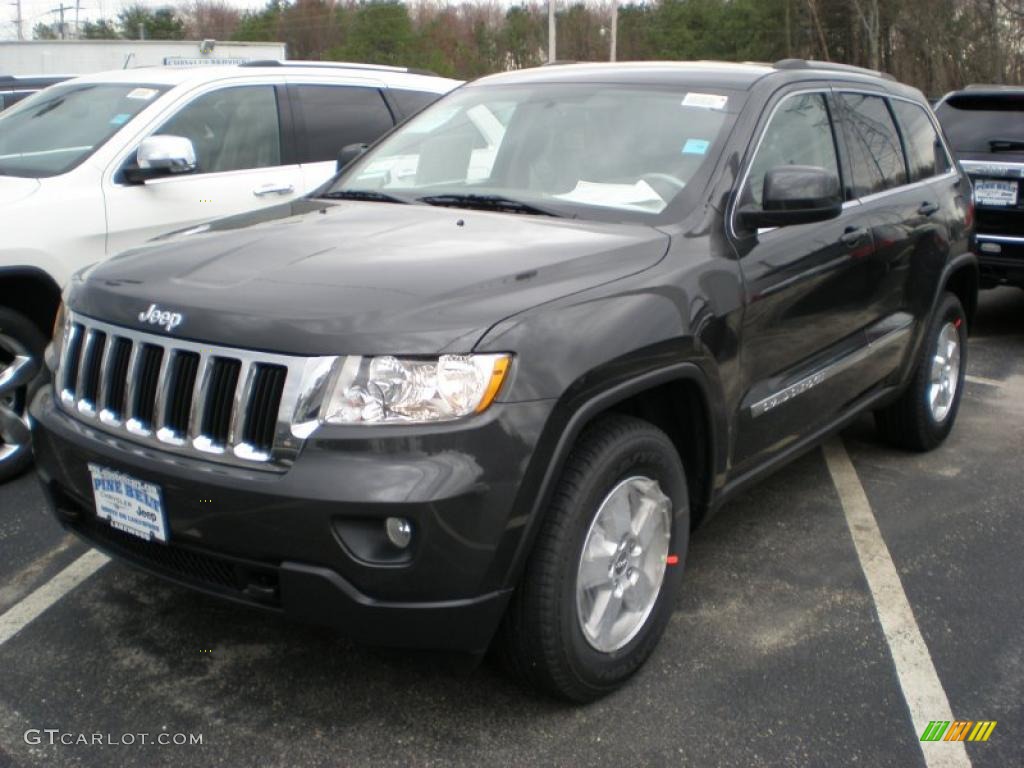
[286,80,396,192]
[103,82,305,254]
[833,90,941,341]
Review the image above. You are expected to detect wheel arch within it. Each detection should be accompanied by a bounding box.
[495,358,726,593]
[0,267,63,341]
[942,255,979,328]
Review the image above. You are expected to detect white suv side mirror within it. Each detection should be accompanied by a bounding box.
[136,135,198,176]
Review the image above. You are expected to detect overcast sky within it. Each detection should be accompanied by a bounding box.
[2,0,270,40]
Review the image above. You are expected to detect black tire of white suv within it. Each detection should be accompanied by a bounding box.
[875,292,968,452]
[499,414,690,702]
[0,307,45,482]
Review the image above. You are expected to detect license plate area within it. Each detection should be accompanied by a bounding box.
[88,464,168,543]
[974,179,1018,207]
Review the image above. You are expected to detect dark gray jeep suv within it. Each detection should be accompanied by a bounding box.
[30,60,977,701]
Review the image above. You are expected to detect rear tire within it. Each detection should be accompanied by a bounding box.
[875,292,967,452]
[498,414,690,702]
[0,307,46,483]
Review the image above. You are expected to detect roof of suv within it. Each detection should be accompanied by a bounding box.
[60,62,460,93]
[474,59,921,99]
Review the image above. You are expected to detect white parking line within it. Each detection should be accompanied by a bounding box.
[823,438,970,768]
[0,549,108,647]
[965,374,1002,388]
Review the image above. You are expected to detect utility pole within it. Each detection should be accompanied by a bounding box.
[10,0,23,39]
[138,21,145,40]
[49,3,74,39]
[548,0,556,63]
[609,0,618,62]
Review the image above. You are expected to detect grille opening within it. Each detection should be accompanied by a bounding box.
[201,358,241,446]
[133,344,164,429]
[164,351,200,436]
[62,323,85,395]
[79,331,107,405]
[243,364,287,453]
[103,338,133,419]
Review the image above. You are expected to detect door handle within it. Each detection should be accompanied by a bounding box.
[253,183,295,197]
[918,201,940,216]
[840,226,869,247]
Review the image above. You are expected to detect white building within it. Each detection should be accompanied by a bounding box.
[0,40,287,76]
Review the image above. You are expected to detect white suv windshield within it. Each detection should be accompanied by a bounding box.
[328,83,739,222]
[0,82,167,178]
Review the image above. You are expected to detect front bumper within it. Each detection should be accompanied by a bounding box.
[30,387,555,653]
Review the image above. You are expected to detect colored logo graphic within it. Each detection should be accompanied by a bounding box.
[920,721,997,742]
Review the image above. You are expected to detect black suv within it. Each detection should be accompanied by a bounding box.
[31,60,976,702]
[936,85,1024,288]
[0,75,69,110]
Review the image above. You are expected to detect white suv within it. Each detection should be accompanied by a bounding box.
[0,61,459,480]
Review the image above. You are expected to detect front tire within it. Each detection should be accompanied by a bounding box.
[0,307,46,483]
[499,414,690,702]
[875,292,967,451]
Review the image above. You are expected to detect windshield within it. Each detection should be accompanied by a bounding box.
[936,93,1024,155]
[326,82,741,223]
[0,83,168,178]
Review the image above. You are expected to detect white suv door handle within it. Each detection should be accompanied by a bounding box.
[253,183,295,197]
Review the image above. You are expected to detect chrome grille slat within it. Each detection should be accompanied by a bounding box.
[56,311,334,471]
[59,322,83,405]
[228,360,255,452]
[188,353,213,443]
[95,334,115,421]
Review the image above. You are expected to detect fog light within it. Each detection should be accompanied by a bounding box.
[385,517,413,548]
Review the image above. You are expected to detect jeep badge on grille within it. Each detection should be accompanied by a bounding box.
[138,304,184,333]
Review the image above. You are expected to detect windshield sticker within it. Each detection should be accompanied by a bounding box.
[126,87,159,101]
[682,92,728,110]
[682,138,710,155]
[110,113,131,126]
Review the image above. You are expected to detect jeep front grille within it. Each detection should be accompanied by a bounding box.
[56,311,336,469]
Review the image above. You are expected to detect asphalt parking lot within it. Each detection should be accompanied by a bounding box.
[0,288,1021,768]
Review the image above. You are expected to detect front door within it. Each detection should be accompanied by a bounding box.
[730,88,885,473]
[103,84,304,255]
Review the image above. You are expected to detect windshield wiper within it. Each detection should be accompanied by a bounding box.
[417,193,566,217]
[988,138,1024,152]
[318,189,415,204]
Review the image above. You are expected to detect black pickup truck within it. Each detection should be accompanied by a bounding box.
[29,59,976,702]
[936,85,1024,288]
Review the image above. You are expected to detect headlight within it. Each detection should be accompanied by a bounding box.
[322,354,510,424]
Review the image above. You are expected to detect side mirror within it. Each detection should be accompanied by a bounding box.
[738,165,842,229]
[125,135,197,183]
[336,143,369,173]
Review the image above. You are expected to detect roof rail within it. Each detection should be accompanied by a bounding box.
[238,60,439,77]
[773,58,895,82]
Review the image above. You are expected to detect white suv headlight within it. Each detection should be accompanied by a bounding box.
[322,354,511,424]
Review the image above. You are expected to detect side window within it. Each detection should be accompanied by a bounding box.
[292,85,394,164]
[838,93,907,197]
[891,100,952,181]
[158,86,281,174]
[743,92,840,208]
[390,89,443,120]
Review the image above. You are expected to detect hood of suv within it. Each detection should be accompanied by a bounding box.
[72,200,670,355]
[0,176,40,205]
